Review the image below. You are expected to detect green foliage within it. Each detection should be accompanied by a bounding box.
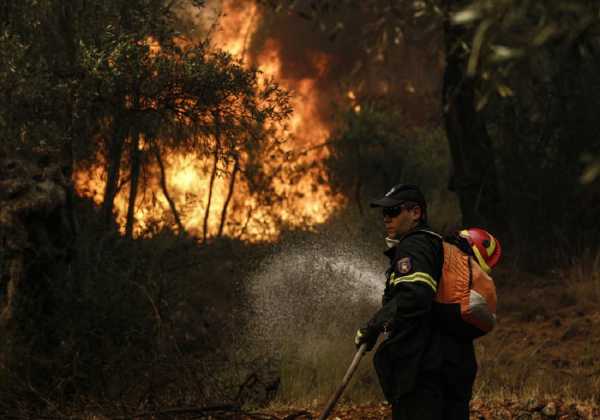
[453,0,600,187]
[452,1,600,82]
[0,0,289,157]
[0,203,267,414]
[76,31,291,173]
[0,0,295,240]
[483,38,600,263]
[324,102,460,231]
[78,35,290,149]
[0,0,186,156]
[0,1,295,412]
[271,0,600,256]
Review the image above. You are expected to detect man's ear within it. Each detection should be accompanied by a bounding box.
[411,206,422,222]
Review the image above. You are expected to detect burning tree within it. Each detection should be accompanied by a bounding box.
[262,0,600,248]
[0,1,300,412]
[2,0,343,242]
[259,0,505,232]
[76,36,293,240]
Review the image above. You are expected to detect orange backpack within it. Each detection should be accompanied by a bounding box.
[421,230,498,339]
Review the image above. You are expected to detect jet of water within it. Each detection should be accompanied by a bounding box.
[246,241,385,349]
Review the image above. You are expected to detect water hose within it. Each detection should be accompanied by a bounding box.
[317,343,368,420]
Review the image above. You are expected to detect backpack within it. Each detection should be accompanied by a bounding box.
[419,230,498,339]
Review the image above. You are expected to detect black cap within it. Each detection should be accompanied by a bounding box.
[370,184,427,209]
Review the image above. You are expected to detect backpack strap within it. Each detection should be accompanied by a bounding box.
[415,229,443,240]
[399,229,445,282]
[400,228,443,241]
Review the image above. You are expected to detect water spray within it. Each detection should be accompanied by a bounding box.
[245,241,384,411]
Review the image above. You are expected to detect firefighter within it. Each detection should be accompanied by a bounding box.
[355,184,476,420]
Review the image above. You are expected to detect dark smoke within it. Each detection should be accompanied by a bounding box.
[179,0,444,126]
[246,1,444,126]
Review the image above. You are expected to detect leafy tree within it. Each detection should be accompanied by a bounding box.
[452,0,600,186]
[324,101,452,228]
[263,0,506,232]
[1,0,294,240]
[78,34,291,237]
[265,0,600,254]
[0,0,294,410]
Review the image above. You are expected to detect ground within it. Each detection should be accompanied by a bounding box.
[270,268,600,419]
[272,399,599,419]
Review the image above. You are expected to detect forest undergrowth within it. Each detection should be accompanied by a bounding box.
[1,206,599,419]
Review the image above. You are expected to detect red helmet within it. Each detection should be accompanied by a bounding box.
[458,228,501,273]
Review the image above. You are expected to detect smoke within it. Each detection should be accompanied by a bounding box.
[243,1,444,126]
[183,0,444,127]
[173,0,222,40]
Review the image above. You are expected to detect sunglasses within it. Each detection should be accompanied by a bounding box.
[382,205,406,218]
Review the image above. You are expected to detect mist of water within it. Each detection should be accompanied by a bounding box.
[246,240,385,350]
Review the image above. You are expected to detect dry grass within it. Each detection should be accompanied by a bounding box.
[272,335,382,407]
[474,249,600,403]
[563,249,600,309]
[268,250,600,409]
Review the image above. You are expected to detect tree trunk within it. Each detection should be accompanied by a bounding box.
[203,113,221,243]
[102,114,126,228]
[354,176,364,216]
[153,144,185,234]
[125,126,142,239]
[442,2,506,233]
[53,1,78,178]
[218,159,239,237]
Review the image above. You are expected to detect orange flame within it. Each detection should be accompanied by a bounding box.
[75,1,343,242]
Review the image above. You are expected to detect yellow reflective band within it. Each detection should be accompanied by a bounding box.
[486,236,496,256]
[472,245,492,274]
[390,271,437,292]
[459,229,470,239]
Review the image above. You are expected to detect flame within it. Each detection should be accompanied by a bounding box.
[212,1,259,58]
[144,36,161,56]
[75,0,344,242]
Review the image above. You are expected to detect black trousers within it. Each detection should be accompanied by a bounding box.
[391,340,476,420]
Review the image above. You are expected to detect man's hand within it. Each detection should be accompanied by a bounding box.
[354,326,379,351]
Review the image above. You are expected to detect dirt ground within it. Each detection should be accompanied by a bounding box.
[271,270,600,419]
[273,398,599,419]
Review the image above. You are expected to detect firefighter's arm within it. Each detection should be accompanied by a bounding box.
[367,234,442,332]
[365,282,435,335]
[356,283,433,350]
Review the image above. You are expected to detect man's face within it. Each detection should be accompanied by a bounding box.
[383,205,422,238]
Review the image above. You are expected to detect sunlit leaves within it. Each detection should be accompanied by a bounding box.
[496,84,513,98]
[451,5,482,25]
[581,155,600,184]
[489,45,523,62]
[453,0,600,99]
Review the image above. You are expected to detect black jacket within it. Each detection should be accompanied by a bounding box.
[369,224,446,401]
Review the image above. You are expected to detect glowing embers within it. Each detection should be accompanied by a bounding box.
[347,90,361,114]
